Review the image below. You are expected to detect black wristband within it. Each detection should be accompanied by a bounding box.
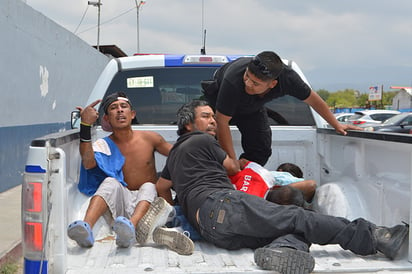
[80,123,92,142]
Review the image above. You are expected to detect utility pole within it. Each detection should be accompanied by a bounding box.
[134,0,146,53]
[200,0,206,54]
[88,0,102,51]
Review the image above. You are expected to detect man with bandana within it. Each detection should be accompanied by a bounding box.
[67,92,194,255]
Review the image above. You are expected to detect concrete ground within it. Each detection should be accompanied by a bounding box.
[0,185,22,273]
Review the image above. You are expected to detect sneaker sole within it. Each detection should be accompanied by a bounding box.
[153,227,195,255]
[254,247,315,274]
[135,197,172,244]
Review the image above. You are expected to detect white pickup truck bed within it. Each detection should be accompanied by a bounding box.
[25,125,412,274]
[59,126,412,274]
[64,187,411,274]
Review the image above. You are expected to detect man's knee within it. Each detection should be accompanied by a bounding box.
[138,182,157,203]
[95,177,123,200]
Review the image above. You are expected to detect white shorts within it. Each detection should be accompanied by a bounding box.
[94,177,157,223]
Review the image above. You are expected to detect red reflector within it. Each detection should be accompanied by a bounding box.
[25,222,43,251]
[26,182,42,212]
[353,121,365,125]
[199,56,213,62]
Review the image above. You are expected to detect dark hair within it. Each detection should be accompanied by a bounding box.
[266,186,304,207]
[176,100,210,136]
[101,91,133,114]
[247,51,284,81]
[276,163,303,178]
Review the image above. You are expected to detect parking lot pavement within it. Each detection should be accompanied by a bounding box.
[0,185,22,269]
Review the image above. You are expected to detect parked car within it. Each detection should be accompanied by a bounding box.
[364,112,412,133]
[324,113,353,128]
[334,113,354,123]
[347,110,400,127]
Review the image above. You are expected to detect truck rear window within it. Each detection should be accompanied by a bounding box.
[99,67,315,126]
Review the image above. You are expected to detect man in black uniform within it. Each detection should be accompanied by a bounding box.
[202,51,360,166]
[156,100,408,274]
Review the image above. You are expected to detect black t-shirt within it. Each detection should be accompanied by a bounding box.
[215,57,312,117]
[161,131,233,227]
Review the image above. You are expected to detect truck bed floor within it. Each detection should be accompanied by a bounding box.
[66,237,412,273]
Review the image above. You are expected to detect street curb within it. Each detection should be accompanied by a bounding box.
[0,240,22,268]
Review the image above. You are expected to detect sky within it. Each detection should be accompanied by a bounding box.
[25,0,412,92]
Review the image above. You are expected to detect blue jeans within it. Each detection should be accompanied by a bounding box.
[197,190,377,255]
[168,205,202,241]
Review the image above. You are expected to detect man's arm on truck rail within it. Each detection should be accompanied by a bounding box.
[76,99,102,169]
[304,91,361,134]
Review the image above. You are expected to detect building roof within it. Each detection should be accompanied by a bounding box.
[92,45,128,58]
[402,88,412,96]
[391,86,412,96]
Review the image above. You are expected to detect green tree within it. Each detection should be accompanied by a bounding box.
[317,88,398,109]
[382,91,397,106]
[326,89,358,108]
[316,89,330,101]
[357,93,369,108]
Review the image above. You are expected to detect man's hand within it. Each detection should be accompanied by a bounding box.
[76,99,102,125]
[77,99,101,169]
[223,155,240,176]
[334,123,363,135]
[238,158,249,170]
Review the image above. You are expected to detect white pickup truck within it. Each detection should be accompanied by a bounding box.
[22,54,412,273]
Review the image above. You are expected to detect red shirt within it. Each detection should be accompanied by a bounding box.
[229,161,275,198]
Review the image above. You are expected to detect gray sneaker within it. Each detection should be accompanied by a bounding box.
[254,247,315,274]
[153,226,195,255]
[135,197,173,244]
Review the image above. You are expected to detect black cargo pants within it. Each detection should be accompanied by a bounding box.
[197,190,377,256]
[202,78,272,166]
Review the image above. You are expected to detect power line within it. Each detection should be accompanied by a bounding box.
[73,4,90,34]
[77,6,136,35]
[200,0,206,54]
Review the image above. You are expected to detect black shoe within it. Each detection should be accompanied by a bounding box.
[375,223,409,260]
[254,247,315,274]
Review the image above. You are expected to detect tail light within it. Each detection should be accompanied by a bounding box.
[23,167,48,273]
[24,182,42,213]
[23,181,43,253]
[24,222,43,252]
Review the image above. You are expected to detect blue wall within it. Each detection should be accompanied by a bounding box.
[0,0,109,192]
[0,123,71,192]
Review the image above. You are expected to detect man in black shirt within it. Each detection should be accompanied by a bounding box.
[156,100,408,274]
[202,51,360,166]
